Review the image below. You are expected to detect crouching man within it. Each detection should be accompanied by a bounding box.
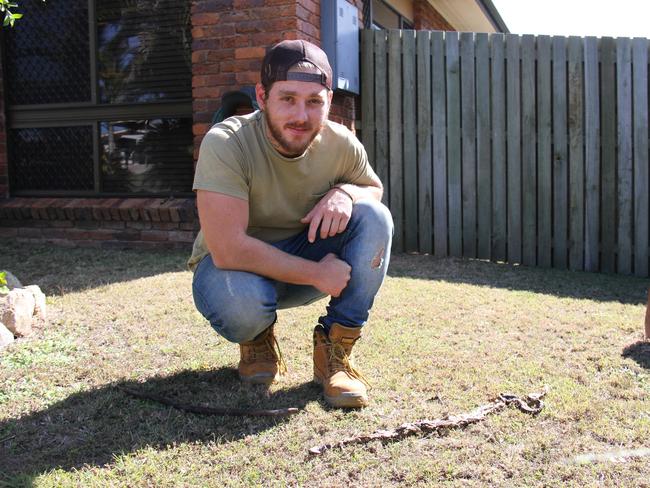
[189,40,393,408]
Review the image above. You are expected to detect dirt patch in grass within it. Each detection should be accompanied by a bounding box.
[0,242,648,487]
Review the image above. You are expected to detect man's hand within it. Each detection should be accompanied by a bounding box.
[314,253,351,297]
[301,187,353,243]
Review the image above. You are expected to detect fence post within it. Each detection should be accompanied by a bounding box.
[645,289,650,340]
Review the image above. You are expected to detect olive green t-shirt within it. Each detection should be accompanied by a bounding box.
[188,110,379,270]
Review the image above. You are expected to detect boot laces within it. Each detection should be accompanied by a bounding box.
[329,341,371,389]
[245,333,287,375]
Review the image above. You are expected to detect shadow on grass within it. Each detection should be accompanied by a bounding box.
[0,241,189,296]
[0,368,319,485]
[388,254,650,306]
[622,341,650,369]
[1,241,648,305]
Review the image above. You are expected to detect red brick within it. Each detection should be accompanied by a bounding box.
[180,222,200,231]
[251,3,297,20]
[86,229,115,240]
[193,13,220,26]
[235,71,259,84]
[4,219,34,228]
[168,231,195,243]
[234,0,264,7]
[192,50,209,63]
[206,49,235,62]
[192,38,223,51]
[50,220,74,228]
[250,31,285,46]
[193,123,211,136]
[18,227,42,238]
[281,30,299,41]
[102,221,126,229]
[192,26,206,39]
[113,230,141,241]
[193,87,221,99]
[92,206,104,220]
[235,46,267,59]
[203,24,237,38]
[219,58,259,73]
[413,0,454,31]
[196,73,238,87]
[43,238,77,248]
[235,17,296,33]
[126,221,153,230]
[141,230,170,242]
[193,0,234,14]
[41,228,67,239]
[193,64,222,76]
[152,222,180,231]
[65,228,92,240]
[158,206,171,222]
[297,19,319,40]
[300,0,319,15]
[76,221,99,230]
[106,200,122,220]
[148,207,161,222]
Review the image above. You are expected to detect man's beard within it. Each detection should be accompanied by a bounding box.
[264,110,324,158]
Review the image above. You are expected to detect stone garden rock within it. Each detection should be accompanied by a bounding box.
[25,285,47,322]
[0,322,14,348]
[1,288,36,337]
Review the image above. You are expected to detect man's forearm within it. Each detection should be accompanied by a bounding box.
[334,183,382,203]
[211,233,322,287]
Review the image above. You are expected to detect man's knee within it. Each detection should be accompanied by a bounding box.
[209,301,275,343]
[350,199,394,236]
[192,266,276,343]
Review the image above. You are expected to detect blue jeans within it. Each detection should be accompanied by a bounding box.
[192,200,393,343]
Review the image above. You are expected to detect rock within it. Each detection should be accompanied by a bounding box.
[25,285,47,322]
[0,322,14,348]
[1,288,35,337]
[1,271,22,293]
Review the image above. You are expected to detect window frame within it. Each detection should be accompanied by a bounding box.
[370,0,414,30]
[3,0,194,198]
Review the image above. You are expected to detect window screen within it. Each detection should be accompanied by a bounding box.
[5,0,91,105]
[4,0,193,197]
[97,0,192,104]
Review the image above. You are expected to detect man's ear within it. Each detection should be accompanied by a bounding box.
[255,83,267,110]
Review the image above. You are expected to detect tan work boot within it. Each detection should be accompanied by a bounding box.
[238,325,286,384]
[313,323,370,408]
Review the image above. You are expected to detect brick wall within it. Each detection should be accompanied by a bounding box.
[0,54,8,199]
[0,198,199,250]
[413,0,455,31]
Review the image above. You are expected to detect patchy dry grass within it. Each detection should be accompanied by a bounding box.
[0,241,648,487]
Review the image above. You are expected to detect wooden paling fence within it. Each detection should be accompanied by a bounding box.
[361,29,650,277]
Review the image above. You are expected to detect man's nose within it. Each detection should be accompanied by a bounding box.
[292,101,308,122]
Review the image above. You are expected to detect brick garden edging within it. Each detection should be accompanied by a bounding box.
[0,197,199,250]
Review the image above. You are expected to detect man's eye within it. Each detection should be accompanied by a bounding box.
[282,97,293,102]
[309,99,324,105]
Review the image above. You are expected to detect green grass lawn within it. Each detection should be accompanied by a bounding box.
[0,241,648,487]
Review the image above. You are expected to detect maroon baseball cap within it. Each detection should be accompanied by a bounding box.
[261,40,333,90]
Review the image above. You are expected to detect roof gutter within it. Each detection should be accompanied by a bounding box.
[476,0,510,33]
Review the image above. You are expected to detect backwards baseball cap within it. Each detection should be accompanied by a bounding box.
[261,40,333,90]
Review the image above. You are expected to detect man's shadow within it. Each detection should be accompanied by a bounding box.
[622,341,650,369]
[0,368,318,484]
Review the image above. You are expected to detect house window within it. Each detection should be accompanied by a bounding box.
[371,0,414,30]
[4,0,193,197]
